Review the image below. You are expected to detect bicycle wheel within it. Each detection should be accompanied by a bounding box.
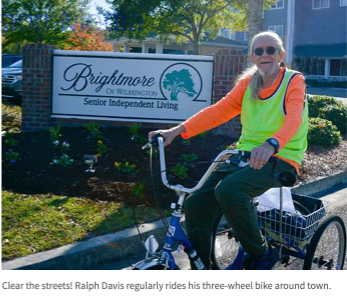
[303,216,346,270]
[293,200,310,216]
[280,201,311,270]
[212,214,240,270]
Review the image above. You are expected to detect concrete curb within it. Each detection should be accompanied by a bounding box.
[292,171,347,196]
[2,171,347,270]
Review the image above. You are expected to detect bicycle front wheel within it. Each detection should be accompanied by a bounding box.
[212,214,240,270]
[303,216,346,270]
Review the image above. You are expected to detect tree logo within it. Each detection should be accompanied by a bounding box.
[160,63,203,101]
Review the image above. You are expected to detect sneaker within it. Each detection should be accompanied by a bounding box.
[243,246,279,270]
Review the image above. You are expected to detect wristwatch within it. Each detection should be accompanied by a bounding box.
[266,138,279,154]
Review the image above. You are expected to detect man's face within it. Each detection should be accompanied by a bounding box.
[250,36,286,77]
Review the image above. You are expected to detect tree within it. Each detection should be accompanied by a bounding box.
[102,0,248,55]
[61,23,113,51]
[163,69,197,100]
[2,0,91,53]
[101,0,275,55]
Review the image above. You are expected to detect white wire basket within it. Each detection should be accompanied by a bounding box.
[257,197,327,248]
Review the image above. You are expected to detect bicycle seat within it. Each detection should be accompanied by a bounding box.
[276,172,297,187]
[229,151,297,187]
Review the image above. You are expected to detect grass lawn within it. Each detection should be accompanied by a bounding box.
[2,191,169,261]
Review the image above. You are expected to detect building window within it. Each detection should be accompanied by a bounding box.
[341,60,347,76]
[129,47,142,53]
[341,0,347,6]
[294,57,325,75]
[270,0,284,9]
[220,28,235,40]
[313,0,330,9]
[330,59,347,76]
[269,25,284,37]
[220,28,228,38]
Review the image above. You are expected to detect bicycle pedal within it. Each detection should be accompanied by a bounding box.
[281,256,290,266]
[176,244,185,254]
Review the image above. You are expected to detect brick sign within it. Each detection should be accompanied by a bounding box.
[52,51,214,124]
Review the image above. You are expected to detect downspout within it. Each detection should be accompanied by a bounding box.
[286,0,296,67]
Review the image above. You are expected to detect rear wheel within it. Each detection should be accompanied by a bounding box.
[303,216,346,270]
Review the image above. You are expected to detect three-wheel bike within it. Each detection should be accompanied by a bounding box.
[132,135,346,270]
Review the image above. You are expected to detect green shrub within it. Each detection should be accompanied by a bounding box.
[319,105,347,134]
[307,95,340,117]
[308,118,342,147]
[4,135,19,147]
[180,153,199,162]
[170,163,188,179]
[5,150,20,164]
[51,154,74,167]
[85,122,104,140]
[97,140,108,157]
[114,161,137,173]
[307,95,347,134]
[128,123,147,144]
[181,139,191,146]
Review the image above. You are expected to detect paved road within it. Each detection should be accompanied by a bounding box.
[91,186,347,270]
[307,86,347,105]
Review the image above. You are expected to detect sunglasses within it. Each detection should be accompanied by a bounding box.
[253,46,277,56]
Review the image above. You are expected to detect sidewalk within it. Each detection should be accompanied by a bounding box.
[2,172,347,270]
[307,86,347,104]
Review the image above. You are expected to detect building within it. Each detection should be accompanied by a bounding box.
[292,0,347,80]
[108,36,247,56]
[234,0,347,80]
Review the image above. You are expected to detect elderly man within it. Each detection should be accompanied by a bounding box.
[149,31,308,270]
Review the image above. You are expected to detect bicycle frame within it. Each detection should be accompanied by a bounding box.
[132,137,318,270]
[133,137,241,270]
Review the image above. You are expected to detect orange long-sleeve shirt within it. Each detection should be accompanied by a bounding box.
[181,67,306,172]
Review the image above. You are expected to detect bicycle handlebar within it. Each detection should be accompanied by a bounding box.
[143,135,297,197]
[143,136,239,195]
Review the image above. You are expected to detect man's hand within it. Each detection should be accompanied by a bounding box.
[250,142,275,170]
[148,125,186,147]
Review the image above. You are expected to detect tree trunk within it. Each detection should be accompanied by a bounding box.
[247,0,264,65]
[192,30,200,55]
[193,41,200,55]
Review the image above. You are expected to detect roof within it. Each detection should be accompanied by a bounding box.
[294,44,347,58]
[109,35,247,49]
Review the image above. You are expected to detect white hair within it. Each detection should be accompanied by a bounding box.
[236,31,285,100]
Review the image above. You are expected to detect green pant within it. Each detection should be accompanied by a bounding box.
[184,157,296,270]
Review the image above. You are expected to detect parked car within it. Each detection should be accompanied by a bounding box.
[2,60,23,104]
[2,54,22,68]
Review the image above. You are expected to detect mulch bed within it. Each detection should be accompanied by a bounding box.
[2,127,234,208]
[2,126,346,208]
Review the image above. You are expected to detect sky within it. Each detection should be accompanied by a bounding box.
[88,0,111,29]
[89,0,110,16]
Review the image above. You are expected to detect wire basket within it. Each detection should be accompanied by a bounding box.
[257,197,327,248]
